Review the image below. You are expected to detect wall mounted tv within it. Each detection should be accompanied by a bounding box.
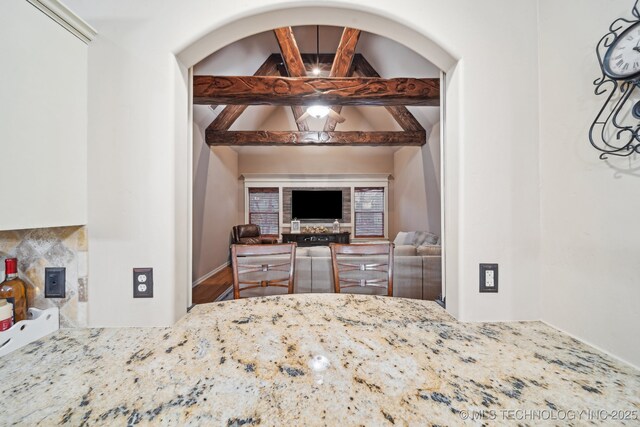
[291,190,343,221]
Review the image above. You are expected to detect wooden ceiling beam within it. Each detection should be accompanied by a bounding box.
[273,27,309,131]
[193,76,440,106]
[206,54,281,132]
[206,130,425,146]
[353,55,426,132]
[324,28,361,132]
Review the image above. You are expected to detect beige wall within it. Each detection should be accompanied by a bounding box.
[238,147,394,175]
[539,0,640,367]
[192,125,239,283]
[392,123,441,240]
[65,0,542,329]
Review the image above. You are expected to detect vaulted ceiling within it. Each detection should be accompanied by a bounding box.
[193,25,441,150]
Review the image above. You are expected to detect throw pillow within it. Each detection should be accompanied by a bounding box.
[393,232,409,246]
[413,231,440,246]
[393,232,416,246]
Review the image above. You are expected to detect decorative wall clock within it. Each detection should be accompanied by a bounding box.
[590,1,640,158]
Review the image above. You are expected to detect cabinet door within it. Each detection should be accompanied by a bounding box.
[0,1,88,230]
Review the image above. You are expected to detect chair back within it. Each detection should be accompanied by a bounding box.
[231,243,296,299]
[330,243,394,296]
[232,224,263,244]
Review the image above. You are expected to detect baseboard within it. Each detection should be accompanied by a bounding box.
[192,262,230,287]
[216,286,233,302]
[540,320,639,371]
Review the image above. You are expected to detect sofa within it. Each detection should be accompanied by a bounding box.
[236,232,442,300]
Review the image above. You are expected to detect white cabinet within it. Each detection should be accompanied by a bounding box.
[0,0,94,231]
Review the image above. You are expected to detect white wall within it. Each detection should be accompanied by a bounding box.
[392,122,441,239]
[63,0,541,328]
[0,0,87,231]
[539,0,640,367]
[192,125,238,283]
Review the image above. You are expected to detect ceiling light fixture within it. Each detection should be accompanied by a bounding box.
[307,105,330,119]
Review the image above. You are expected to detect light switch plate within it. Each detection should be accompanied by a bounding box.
[133,268,153,298]
[44,267,66,298]
[479,263,498,293]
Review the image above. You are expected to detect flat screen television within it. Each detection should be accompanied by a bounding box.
[291,190,342,221]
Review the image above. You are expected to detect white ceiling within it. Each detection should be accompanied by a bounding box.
[193,25,441,154]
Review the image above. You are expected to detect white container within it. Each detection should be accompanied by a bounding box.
[0,307,59,357]
[0,299,12,331]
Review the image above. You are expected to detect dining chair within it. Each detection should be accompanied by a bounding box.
[231,243,296,299]
[329,243,394,297]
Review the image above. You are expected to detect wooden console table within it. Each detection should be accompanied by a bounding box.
[282,232,350,247]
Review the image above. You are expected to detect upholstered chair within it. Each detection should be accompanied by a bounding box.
[231,224,277,245]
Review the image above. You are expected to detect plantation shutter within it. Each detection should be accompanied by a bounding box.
[354,187,384,237]
[248,188,279,236]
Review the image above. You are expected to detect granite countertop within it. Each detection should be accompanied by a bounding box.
[0,294,638,426]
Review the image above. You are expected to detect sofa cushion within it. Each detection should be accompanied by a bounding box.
[393,256,423,299]
[308,246,331,257]
[423,255,442,300]
[295,247,310,257]
[413,231,440,246]
[394,245,417,256]
[311,257,333,293]
[417,244,442,256]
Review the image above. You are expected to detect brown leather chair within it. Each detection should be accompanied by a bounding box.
[231,224,277,245]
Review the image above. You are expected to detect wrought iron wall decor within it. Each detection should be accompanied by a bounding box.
[590,1,640,159]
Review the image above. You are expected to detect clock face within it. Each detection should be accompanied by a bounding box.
[604,21,640,80]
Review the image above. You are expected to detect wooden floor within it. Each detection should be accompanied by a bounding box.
[192,267,233,304]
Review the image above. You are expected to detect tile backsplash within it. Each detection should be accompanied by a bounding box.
[0,226,87,327]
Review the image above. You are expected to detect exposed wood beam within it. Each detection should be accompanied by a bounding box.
[353,55,425,132]
[206,54,281,132]
[193,76,440,106]
[273,28,307,76]
[206,130,425,146]
[324,28,361,132]
[273,27,309,131]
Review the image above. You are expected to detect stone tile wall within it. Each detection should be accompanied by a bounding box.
[0,226,87,327]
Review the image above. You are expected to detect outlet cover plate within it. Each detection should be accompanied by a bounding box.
[479,263,498,293]
[44,267,66,298]
[133,268,153,298]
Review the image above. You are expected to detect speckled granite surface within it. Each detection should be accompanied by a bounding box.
[0,294,638,426]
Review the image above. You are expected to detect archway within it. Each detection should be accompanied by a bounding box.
[173,4,461,317]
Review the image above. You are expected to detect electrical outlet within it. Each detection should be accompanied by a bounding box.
[479,264,498,293]
[133,268,153,298]
[45,267,66,298]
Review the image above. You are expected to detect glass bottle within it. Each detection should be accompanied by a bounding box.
[332,219,340,233]
[0,258,27,322]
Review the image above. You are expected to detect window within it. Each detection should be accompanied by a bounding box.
[248,188,279,236]
[354,187,385,238]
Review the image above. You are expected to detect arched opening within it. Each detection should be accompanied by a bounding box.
[173,5,461,317]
